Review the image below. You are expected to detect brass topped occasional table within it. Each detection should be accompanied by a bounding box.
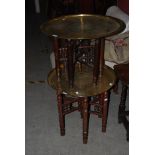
[41,14,125,143]
[41,14,125,87]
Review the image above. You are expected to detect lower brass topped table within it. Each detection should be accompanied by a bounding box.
[40,14,125,143]
[47,64,116,143]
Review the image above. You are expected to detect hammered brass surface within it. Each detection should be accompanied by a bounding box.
[47,65,116,97]
[40,14,125,39]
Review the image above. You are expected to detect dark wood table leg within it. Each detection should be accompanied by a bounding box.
[118,83,128,123]
[67,40,74,88]
[52,37,66,136]
[93,39,101,85]
[122,116,129,141]
[99,37,105,78]
[118,83,129,141]
[102,91,109,132]
[83,97,89,144]
[57,93,65,136]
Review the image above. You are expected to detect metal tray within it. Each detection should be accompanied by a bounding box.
[47,65,116,97]
[40,14,125,39]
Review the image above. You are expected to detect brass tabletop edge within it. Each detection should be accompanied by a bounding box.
[40,14,126,40]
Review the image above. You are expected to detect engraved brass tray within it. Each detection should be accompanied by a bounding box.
[47,65,116,97]
[40,14,126,39]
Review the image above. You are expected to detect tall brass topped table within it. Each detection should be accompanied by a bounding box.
[41,14,125,143]
[41,14,125,87]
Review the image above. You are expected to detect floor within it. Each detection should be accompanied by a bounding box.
[25,6,129,155]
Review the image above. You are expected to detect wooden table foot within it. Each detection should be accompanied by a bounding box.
[83,97,89,144]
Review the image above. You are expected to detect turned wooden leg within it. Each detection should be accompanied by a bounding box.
[57,93,65,136]
[99,37,105,77]
[118,83,129,141]
[126,123,129,141]
[83,97,89,144]
[67,40,74,88]
[93,39,100,85]
[102,91,109,132]
[118,83,128,123]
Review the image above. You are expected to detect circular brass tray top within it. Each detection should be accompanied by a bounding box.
[47,65,116,97]
[40,14,126,39]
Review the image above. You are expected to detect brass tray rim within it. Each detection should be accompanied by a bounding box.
[47,65,116,97]
[40,14,126,40]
